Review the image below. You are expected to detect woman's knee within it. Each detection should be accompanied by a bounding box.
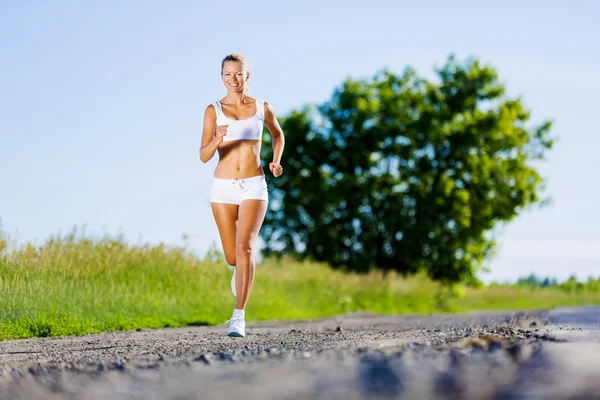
[236,241,253,257]
[224,251,236,266]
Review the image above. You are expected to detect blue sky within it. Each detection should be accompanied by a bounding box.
[1,0,598,283]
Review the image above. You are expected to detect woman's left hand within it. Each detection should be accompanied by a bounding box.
[269,162,283,177]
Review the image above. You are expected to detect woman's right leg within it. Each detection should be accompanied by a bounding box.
[211,203,239,267]
[211,201,248,337]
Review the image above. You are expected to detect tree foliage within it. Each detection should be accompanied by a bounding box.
[261,55,554,284]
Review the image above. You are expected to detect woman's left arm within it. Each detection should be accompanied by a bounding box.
[264,101,285,177]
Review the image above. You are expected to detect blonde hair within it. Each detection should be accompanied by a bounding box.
[221,53,251,95]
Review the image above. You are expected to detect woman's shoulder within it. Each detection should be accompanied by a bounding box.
[261,100,276,116]
[204,102,219,118]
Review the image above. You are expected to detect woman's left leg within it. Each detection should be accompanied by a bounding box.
[235,199,267,310]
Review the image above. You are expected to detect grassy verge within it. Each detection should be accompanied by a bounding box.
[1,233,599,340]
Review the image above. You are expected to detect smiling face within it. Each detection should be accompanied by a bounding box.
[221,61,249,94]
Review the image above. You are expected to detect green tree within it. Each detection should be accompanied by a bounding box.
[261,55,554,284]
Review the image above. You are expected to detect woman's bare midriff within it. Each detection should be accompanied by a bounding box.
[213,139,264,179]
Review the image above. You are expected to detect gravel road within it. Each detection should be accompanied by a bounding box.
[1,306,599,399]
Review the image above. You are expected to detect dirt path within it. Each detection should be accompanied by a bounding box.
[1,307,599,399]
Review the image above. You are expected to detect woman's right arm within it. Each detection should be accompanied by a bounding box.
[199,105,226,163]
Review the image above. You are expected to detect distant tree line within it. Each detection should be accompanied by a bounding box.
[496,273,600,293]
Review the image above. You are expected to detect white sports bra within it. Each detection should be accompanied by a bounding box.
[213,99,265,142]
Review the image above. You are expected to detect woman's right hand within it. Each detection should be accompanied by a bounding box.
[214,125,229,144]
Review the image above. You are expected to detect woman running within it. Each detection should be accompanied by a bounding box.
[199,53,285,337]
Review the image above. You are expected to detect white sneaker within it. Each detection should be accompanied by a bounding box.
[231,267,237,297]
[227,313,245,337]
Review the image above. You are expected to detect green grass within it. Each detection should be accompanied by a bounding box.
[1,233,599,341]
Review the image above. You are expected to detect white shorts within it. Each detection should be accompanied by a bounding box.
[210,175,269,205]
